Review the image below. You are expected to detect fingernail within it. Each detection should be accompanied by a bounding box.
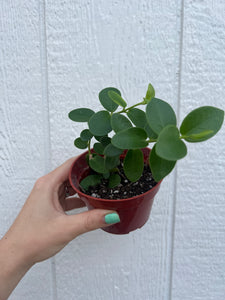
[104,213,120,224]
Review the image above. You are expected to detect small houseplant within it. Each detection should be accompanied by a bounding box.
[68,84,224,234]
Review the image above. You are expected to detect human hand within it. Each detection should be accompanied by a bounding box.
[0,157,120,299]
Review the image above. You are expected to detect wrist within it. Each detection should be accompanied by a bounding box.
[0,234,34,271]
[0,235,34,299]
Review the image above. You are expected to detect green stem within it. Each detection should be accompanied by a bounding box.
[126,101,145,111]
[117,100,145,113]
[146,138,157,143]
[88,140,91,156]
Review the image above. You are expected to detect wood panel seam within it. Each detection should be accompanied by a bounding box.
[39,1,57,300]
[168,1,185,299]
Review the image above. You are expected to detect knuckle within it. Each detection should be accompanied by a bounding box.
[34,176,48,190]
[84,213,94,232]
[55,217,72,242]
[56,216,75,242]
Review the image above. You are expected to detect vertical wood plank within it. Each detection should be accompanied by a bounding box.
[0,0,51,299]
[46,1,182,299]
[172,1,225,299]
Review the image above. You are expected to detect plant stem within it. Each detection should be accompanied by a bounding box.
[117,100,145,113]
[88,140,91,156]
[125,101,146,111]
[116,167,127,179]
[146,138,157,143]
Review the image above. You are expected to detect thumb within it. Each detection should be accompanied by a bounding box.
[65,209,120,238]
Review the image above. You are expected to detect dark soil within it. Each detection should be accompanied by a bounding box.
[82,161,158,200]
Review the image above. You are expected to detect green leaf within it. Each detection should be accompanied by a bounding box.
[144,83,155,103]
[103,172,110,179]
[80,129,93,141]
[104,143,123,157]
[156,125,187,161]
[99,136,111,147]
[94,135,104,142]
[88,111,112,136]
[68,108,94,122]
[127,108,147,128]
[89,155,107,173]
[108,90,127,108]
[80,175,102,191]
[111,113,132,132]
[146,98,177,134]
[99,87,120,112]
[108,173,121,188]
[180,106,224,142]
[105,155,120,170]
[183,130,214,141]
[124,149,144,182]
[112,127,148,149]
[144,123,158,139]
[93,143,105,155]
[74,138,88,149]
[149,144,176,182]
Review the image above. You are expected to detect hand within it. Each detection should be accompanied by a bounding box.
[0,157,120,299]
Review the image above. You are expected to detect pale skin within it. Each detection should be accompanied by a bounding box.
[0,157,118,300]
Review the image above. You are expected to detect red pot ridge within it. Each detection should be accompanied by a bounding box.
[69,148,162,234]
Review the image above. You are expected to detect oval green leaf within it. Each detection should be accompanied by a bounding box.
[156,125,187,161]
[124,149,144,182]
[146,98,177,134]
[183,130,214,141]
[108,174,121,188]
[105,155,120,170]
[144,83,155,103]
[104,143,123,157]
[180,106,224,142]
[112,127,148,149]
[144,123,158,139]
[94,135,104,142]
[99,136,111,147]
[88,111,112,136]
[89,155,107,174]
[80,129,93,141]
[108,90,127,108]
[74,138,88,149]
[93,142,105,155]
[103,172,110,179]
[80,174,102,191]
[127,108,147,128]
[99,87,120,112]
[68,108,94,122]
[111,113,132,132]
[149,144,176,182]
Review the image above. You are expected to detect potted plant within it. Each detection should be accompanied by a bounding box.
[68,84,224,234]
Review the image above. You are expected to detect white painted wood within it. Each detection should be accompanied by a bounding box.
[1,0,224,299]
[0,1,51,299]
[172,1,225,299]
[45,1,181,299]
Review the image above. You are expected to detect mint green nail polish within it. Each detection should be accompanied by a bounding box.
[105,213,120,224]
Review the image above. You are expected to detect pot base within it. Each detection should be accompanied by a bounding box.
[102,199,153,234]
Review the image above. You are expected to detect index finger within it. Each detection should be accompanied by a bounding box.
[47,157,77,188]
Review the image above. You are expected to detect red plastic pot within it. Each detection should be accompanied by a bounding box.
[69,148,162,234]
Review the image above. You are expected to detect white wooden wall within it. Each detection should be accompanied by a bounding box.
[1,1,224,299]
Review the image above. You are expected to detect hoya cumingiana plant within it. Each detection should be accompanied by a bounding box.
[68,84,224,191]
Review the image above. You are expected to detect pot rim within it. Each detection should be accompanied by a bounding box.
[69,148,162,203]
